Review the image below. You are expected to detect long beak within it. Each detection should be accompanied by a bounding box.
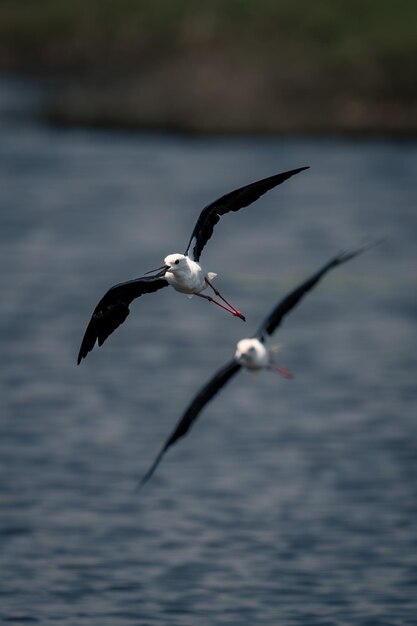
[144,264,169,276]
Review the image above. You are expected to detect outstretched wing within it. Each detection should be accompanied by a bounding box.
[184,166,309,262]
[77,275,168,364]
[256,246,370,339]
[138,359,241,489]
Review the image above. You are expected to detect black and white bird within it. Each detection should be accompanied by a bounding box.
[139,245,371,489]
[77,166,308,364]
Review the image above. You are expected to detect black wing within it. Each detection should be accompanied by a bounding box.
[184,166,309,262]
[256,246,370,339]
[77,275,168,364]
[138,359,241,489]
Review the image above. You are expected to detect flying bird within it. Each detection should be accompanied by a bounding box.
[139,244,372,489]
[77,166,309,364]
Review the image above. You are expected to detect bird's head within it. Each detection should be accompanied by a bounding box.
[235,338,265,368]
[144,253,189,277]
[163,253,188,273]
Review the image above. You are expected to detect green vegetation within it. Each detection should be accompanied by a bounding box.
[1,0,416,133]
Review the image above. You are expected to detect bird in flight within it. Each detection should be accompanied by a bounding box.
[138,244,372,489]
[77,166,308,363]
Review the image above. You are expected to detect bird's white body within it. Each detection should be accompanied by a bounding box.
[235,338,269,370]
[164,254,216,296]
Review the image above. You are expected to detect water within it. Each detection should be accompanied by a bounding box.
[1,78,416,625]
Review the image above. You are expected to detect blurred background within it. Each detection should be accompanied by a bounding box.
[1,2,416,625]
[0,0,416,133]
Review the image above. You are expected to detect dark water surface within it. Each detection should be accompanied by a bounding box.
[1,79,416,625]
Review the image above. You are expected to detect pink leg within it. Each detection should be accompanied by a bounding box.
[268,363,294,379]
[204,278,245,321]
[195,293,245,320]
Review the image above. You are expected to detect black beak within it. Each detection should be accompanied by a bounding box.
[144,264,169,277]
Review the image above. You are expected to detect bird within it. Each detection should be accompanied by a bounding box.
[77,166,309,364]
[138,244,372,489]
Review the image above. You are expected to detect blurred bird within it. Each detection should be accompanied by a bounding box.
[77,166,308,363]
[139,244,372,489]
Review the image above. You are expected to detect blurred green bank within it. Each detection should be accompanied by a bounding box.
[1,0,416,133]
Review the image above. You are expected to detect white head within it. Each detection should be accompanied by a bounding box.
[235,338,268,370]
[164,253,188,272]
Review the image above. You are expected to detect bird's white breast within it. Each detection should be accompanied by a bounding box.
[235,338,269,370]
[165,256,207,294]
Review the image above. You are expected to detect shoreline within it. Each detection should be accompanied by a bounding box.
[1,0,415,137]
[2,72,416,138]
[40,85,417,138]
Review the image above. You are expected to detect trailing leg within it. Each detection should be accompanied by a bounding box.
[195,292,245,320]
[205,278,245,321]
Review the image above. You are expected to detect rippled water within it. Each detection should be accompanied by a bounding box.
[1,79,416,625]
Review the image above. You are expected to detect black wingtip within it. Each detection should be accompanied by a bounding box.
[77,343,89,365]
[136,471,154,494]
[77,345,92,365]
[136,475,148,494]
[77,350,87,365]
[77,347,84,365]
[136,447,166,493]
[279,165,310,181]
[335,238,382,265]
